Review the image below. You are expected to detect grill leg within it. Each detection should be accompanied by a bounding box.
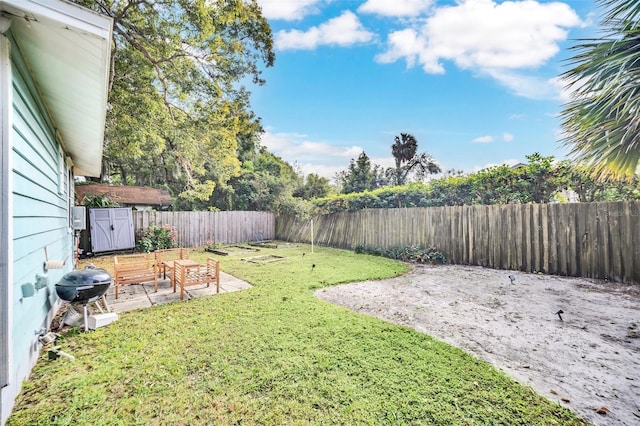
[101,295,111,312]
[83,304,89,332]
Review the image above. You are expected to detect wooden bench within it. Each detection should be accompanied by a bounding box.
[174,257,220,300]
[113,253,158,299]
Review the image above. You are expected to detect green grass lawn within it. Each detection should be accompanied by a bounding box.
[8,245,585,425]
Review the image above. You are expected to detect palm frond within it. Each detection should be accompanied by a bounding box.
[600,0,640,24]
[560,0,640,179]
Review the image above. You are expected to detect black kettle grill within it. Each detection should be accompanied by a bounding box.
[55,265,112,331]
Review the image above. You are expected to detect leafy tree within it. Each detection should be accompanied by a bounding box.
[73,0,275,207]
[560,0,640,180]
[210,149,302,212]
[470,165,521,204]
[230,172,285,211]
[557,161,640,202]
[293,174,332,200]
[518,153,563,203]
[387,133,441,185]
[555,161,606,202]
[337,152,384,194]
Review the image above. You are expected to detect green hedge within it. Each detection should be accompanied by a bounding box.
[314,183,438,213]
[354,244,447,264]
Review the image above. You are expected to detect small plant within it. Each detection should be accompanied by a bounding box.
[136,224,177,252]
[204,240,218,251]
[354,244,446,264]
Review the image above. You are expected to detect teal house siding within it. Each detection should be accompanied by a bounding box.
[10,41,73,375]
[0,1,112,423]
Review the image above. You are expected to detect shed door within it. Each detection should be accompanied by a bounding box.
[90,208,135,252]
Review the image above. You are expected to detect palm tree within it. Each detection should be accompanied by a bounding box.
[389,133,440,185]
[560,0,640,180]
[392,133,418,166]
[391,133,419,185]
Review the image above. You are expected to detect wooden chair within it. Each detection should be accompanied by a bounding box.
[113,253,158,299]
[154,248,189,285]
[174,257,220,300]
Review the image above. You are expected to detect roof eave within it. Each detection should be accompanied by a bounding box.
[1,0,113,177]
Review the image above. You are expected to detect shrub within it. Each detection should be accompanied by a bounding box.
[82,193,120,208]
[354,244,446,264]
[137,224,177,252]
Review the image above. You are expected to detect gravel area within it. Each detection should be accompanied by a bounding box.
[315,264,640,426]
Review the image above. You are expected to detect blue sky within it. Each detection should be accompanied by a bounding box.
[251,0,600,181]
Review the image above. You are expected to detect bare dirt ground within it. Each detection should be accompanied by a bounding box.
[315,264,640,426]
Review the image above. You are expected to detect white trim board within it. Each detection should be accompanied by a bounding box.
[0,31,14,422]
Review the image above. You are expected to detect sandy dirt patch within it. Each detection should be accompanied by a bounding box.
[315,264,640,426]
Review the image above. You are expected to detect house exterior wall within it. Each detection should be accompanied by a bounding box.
[1,32,74,424]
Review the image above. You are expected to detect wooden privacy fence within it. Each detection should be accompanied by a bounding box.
[134,211,275,248]
[276,201,640,284]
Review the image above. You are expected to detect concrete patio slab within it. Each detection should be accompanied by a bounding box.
[103,271,252,313]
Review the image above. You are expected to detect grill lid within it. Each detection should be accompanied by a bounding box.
[57,265,111,287]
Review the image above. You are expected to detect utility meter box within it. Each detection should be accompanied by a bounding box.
[72,206,86,230]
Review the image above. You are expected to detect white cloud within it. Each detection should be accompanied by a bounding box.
[275,11,375,50]
[358,0,434,17]
[298,163,346,181]
[472,135,494,143]
[257,0,321,20]
[376,29,425,69]
[370,155,397,170]
[486,69,567,101]
[260,132,403,181]
[472,133,513,143]
[299,155,398,182]
[375,0,582,98]
[260,131,364,163]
